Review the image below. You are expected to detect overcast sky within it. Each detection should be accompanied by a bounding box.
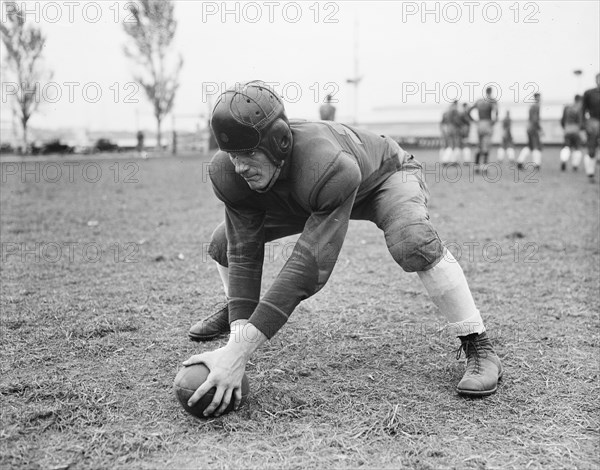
[1,0,599,133]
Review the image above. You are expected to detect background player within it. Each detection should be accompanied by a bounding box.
[458,102,473,163]
[517,93,543,169]
[559,95,583,172]
[468,87,498,171]
[582,73,600,182]
[440,101,461,164]
[496,111,515,163]
[319,94,337,121]
[185,81,503,417]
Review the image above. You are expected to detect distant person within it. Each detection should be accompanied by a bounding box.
[559,95,583,172]
[582,73,600,182]
[439,107,451,162]
[136,130,147,158]
[517,93,543,169]
[319,94,336,121]
[458,102,473,163]
[440,101,461,165]
[496,111,515,163]
[469,87,498,171]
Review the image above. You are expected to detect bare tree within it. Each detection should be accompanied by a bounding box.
[123,0,183,150]
[0,1,51,153]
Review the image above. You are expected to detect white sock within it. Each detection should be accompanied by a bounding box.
[497,148,505,162]
[584,154,596,176]
[462,147,472,163]
[451,148,461,163]
[517,147,530,163]
[532,150,542,166]
[559,146,570,163]
[447,311,486,336]
[442,147,453,163]
[417,251,485,336]
[572,150,583,168]
[216,263,229,297]
[507,148,515,161]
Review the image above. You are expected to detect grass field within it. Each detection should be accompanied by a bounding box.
[1,148,598,470]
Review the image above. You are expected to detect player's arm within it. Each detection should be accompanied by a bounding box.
[581,91,590,123]
[560,107,566,129]
[209,151,267,322]
[248,151,361,338]
[185,151,361,417]
[467,102,477,121]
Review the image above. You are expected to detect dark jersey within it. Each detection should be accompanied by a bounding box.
[210,121,410,338]
[582,87,600,120]
[529,103,541,130]
[319,103,336,121]
[561,104,582,129]
[470,98,497,121]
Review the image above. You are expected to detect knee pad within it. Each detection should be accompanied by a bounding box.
[385,219,444,272]
[208,222,228,267]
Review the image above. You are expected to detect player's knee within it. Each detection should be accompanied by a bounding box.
[208,222,228,267]
[386,220,444,272]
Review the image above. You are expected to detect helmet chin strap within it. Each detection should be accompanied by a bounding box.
[254,161,284,193]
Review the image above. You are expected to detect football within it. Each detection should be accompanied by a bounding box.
[173,363,250,418]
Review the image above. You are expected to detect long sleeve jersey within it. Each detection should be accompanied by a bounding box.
[528,103,541,130]
[209,120,409,339]
[582,87,600,120]
[561,104,582,131]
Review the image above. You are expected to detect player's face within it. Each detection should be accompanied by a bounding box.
[229,150,278,191]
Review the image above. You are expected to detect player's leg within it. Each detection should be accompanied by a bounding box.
[189,218,306,341]
[366,168,502,396]
[584,118,599,182]
[518,128,533,168]
[531,130,542,168]
[497,137,506,162]
[481,123,491,166]
[559,135,571,171]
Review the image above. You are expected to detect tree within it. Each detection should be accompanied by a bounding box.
[123,0,183,150]
[0,1,51,153]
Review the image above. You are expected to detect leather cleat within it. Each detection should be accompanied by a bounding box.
[456,332,503,397]
[188,304,230,342]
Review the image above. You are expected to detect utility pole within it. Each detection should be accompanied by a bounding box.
[346,15,362,126]
[573,69,583,94]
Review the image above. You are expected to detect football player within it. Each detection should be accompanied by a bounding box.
[559,95,583,172]
[582,73,600,182]
[319,94,336,121]
[517,93,543,169]
[458,102,473,163]
[185,81,503,417]
[496,111,515,163]
[468,87,498,171]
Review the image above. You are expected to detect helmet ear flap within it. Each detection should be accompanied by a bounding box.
[268,118,292,162]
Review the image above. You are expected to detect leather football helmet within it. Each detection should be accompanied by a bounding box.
[210,81,293,167]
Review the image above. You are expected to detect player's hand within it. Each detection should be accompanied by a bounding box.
[182,345,247,417]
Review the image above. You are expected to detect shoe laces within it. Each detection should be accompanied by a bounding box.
[456,334,492,375]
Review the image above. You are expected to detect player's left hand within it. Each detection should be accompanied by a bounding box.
[182,345,247,417]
